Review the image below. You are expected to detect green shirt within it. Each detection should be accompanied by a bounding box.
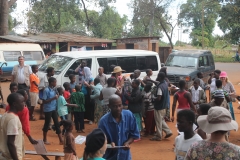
[70,91,85,112]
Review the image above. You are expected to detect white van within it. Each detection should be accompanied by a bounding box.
[0,43,45,79]
[38,50,161,86]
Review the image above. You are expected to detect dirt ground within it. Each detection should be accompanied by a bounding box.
[0,63,240,160]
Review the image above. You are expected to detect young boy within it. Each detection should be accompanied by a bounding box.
[142,83,155,136]
[0,93,25,159]
[96,67,107,87]
[188,78,206,109]
[71,85,85,133]
[197,72,208,91]
[124,79,142,132]
[29,65,40,121]
[42,77,63,144]
[174,109,202,160]
[39,67,55,119]
[69,74,76,93]
[63,82,71,103]
[143,69,153,84]
[5,83,38,144]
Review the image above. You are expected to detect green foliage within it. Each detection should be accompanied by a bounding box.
[218,1,240,44]
[179,0,221,47]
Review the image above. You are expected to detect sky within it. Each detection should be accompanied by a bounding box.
[12,0,223,44]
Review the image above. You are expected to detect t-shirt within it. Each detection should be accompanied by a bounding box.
[143,92,154,111]
[185,140,240,160]
[69,82,76,93]
[42,87,57,112]
[102,87,117,105]
[174,133,202,160]
[210,78,216,92]
[57,95,68,117]
[30,73,40,93]
[63,90,71,103]
[0,112,24,160]
[96,74,107,87]
[63,132,76,153]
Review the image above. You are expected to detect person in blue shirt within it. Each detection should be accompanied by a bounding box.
[42,77,63,145]
[98,94,140,160]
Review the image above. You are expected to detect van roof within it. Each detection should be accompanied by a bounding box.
[55,49,159,58]
[170,50,212,57]
[0,43,43,51]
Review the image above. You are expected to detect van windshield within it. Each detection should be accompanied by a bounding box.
[39,55,73,75]
[165,55,198,68]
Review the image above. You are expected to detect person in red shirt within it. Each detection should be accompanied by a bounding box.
[29,65,40,121]
[5,83,38,144]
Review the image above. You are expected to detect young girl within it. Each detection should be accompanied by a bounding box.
[62,120,77,160]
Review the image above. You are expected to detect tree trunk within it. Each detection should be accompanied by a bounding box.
[0,0,9,35]
[159,20,174,49]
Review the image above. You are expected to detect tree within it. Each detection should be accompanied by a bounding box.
[0,0,17,35]
[218,0,240,44]
[179,0,221,48]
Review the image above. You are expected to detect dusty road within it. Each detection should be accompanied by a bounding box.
[0,62,239,160]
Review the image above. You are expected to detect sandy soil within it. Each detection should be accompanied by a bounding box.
[0,62,239,160]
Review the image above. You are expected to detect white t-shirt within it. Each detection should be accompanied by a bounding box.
[102,87,117,105]
[174,133,202,160]
[210,78,216,92]
[0,112,23,160]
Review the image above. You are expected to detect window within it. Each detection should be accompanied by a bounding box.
[97,56,158,74]
[165,56,198,68]
[199,56,209,67]
[23,51,44,61]
[64,59,92,77]
[3,51,21,61]
[126,44,134,49]
[208,55,214,66]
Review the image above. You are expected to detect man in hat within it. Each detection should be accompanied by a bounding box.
[98,94,140,160]
[185,107,240,159]
[209,90,228,109]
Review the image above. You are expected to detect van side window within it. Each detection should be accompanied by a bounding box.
[97,56,158,74]
[64,58,92,77]
[3,51,21,61]
[208,55,214,66]
[203,56,209,66]
[23,51,44,61]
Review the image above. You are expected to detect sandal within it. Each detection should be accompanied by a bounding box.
[44,141,51,145]
[150,136,161,141]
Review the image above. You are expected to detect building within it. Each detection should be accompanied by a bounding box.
[0,33,114,55]
[115,37,160,52]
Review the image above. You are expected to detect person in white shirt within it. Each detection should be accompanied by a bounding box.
[208,70,221,96]
[174,109,202,160]
[188,78,206,109]
[0,93,25,160]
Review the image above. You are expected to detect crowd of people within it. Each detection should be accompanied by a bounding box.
[0,56,240,160]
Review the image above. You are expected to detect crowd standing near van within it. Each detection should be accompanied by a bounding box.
[0,54,240,159]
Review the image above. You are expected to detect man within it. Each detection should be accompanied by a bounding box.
[196,72,208,91]
[74,60,87,85]
[150,72,172,141]
[98,95,140,160]
[209,90,228,109]
[0,93,25,160]
[11,56,32,110]
[96,67,107,87]
[174,110,202,160]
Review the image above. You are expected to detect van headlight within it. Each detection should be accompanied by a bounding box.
[179,76,191,82]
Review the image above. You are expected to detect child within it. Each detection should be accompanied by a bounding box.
[42,77,63,145]
[5,88,38,144]
[96,67,107,87]
[0,93,25,160]
[211,79,230,102]
[142,83,155,137]
[39,67,55,119]
[174,110,202,160]
[188,78,206,110]
[124,79,142,132]
[197,72,208,91]
[143,69,153,84]
[62,120,77,159]
[71,85,85,133]
[172,80,196,122]
[196,103,211,139]
[63,82,73,121]
[69,74,76,93]
[29,65,40,121]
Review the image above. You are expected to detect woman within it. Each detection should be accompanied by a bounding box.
[99,78,120,116]
[208,69,221,99]
[185,107,239,160]
[82,67,94,125]
[75,60,87,85]
[111,66,126,89]
[81,128,107,160]
[220,71,236,120]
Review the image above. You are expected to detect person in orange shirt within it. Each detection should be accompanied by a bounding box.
[29,65,40,121]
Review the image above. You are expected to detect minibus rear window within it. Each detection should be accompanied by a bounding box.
[3,51,21,61]
[23,51,44,61]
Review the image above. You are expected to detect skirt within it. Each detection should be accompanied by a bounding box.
[94,103,103,124]
[133,113,142,131]
[102,104,110,116]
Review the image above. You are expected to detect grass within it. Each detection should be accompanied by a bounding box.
[209,48,235,63]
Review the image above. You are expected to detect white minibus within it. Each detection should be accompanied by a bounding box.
[38,50,161,86]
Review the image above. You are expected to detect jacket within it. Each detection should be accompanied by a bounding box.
[12,65,31,86]
[154,80,169,110]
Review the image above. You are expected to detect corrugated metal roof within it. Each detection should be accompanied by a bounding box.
[0,33,114,43]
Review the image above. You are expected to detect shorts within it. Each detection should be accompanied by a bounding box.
[30,92,39,106]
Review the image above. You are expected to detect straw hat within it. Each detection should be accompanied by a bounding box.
[197,107,238,134]
[112,66,125,73]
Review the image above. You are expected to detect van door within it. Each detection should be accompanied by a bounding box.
[198,55,211,82]
[62,58,92,86]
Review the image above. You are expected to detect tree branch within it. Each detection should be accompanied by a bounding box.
[8,0,17,7]
[81,0,90,29]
